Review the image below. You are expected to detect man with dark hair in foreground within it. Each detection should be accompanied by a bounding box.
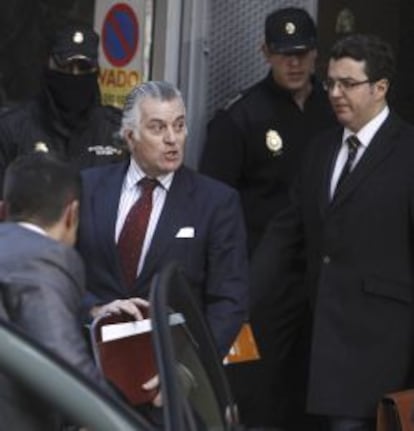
[0,154,110,430]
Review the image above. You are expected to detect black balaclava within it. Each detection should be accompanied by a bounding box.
[45,69,99,113]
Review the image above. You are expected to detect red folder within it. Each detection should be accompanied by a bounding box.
[90,312,157,405]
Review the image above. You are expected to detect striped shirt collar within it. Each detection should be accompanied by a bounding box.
[125,158,174,191]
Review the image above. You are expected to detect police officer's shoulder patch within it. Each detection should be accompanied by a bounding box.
[224,92,244,111]
[223,82,259,111]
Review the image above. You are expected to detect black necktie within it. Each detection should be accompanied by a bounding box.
[335,135,361,194]
[117,177,158,288]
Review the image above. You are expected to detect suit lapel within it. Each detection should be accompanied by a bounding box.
[137,167,194,286]
[318,129,343,217]
[92,162,128,280]
[330,113,399,209]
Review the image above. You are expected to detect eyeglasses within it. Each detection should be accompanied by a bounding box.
[323,78,372,92]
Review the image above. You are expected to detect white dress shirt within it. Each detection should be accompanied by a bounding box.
[330,106,390,198]
[115,158,173,276]
[19,222,47,237]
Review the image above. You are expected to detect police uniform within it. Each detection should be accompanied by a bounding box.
[0,25,127,194]
[199,7,337,430]
[0,93,124,182]
[200,72,336,252]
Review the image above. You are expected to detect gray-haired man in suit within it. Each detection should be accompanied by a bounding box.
[77,80,249,358]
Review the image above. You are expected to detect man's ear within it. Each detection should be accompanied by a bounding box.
[125,129,138,152]
[58,200,79,246]
[63,200,79,230]
[374,78,389,99]
[262,42,271,60]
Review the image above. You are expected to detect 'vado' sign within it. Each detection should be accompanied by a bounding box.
[94,1,153,108]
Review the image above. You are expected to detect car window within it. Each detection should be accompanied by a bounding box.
[150,262,239,431]
[0,263,240,431]
[0,318,156,431]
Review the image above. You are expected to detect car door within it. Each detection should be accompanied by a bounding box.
[149,261,245,431]
[0,317,155,430]
[0,262,245,431]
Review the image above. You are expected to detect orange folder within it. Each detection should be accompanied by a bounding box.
[223,323,261,365]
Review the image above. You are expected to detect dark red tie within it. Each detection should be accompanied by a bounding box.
[117,177,158,288]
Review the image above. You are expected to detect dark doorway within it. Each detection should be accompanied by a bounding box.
[393,0,414,124]
[316,0,414,124]
[0,0,94,107]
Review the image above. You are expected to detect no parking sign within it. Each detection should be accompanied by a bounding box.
[102,3,139,67]
[94,0,153,107]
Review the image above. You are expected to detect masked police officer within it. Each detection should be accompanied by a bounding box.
[200,7,336,430]
[0,23,127,195]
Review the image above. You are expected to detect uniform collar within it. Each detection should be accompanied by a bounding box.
[264,71,324,102]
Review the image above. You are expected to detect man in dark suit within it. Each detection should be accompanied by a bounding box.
[0,154,109,430]
[77,80,248,358]
[251,34,414,430]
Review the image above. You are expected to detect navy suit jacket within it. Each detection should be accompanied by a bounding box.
[78,162,249,355]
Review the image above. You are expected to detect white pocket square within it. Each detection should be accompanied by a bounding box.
[175,227,195,238]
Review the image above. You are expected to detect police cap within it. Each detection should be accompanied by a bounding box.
[50,24,99,68]
[265,7,316,54]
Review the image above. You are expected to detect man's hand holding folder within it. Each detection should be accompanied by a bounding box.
[90,297,149,321]
[90,298,163,406]
[90,296,260,407]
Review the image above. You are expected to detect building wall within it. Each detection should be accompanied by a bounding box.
[206,0,317,119]
[178,0,318,167]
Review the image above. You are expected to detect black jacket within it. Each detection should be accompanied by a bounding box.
[200,73,337,253]
[252,113,414,417]
[0,86,127,194]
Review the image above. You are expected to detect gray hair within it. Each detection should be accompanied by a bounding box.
[120,81,185,140]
